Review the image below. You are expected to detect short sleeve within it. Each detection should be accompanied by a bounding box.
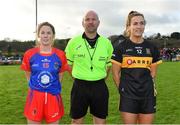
[59,52,70,73]
[21,51,31,71]
[151,45,162,64]
[111,43,123,65]
[65,39,74,65]
[106,40,114,67]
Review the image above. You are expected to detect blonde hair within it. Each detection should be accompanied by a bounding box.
[123,11,146,38]
[35,22,55,46]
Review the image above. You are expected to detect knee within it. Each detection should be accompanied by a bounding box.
[71,118,84,124]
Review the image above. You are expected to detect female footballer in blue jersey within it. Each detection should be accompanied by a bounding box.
[21,22,69,124]
[111,11,162,124]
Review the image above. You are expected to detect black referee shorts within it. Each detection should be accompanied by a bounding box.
[70,78,109,119]
[120,95,156,114]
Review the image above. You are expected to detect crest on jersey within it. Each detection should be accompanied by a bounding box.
[32,108,37,116]
[41,74,50,84]
[43,63,49,68]
[38,71,53,88]
[146,48,151,54]
[54,62,59,70]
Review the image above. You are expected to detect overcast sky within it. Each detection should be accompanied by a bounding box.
[0,0,180,41]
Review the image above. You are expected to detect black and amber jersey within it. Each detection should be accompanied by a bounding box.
[111,39,162,99]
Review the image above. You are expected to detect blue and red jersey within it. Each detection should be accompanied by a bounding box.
[21,47,69,95]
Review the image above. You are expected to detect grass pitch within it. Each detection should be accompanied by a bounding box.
[0,62,180,124]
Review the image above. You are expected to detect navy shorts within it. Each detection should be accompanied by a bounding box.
[70,78,109,119]
[120,95,156,114]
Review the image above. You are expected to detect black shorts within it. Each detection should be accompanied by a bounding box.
[119,95,156,114]
[70,78,109,119]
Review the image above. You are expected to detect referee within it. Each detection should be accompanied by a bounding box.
[65,10,113,124]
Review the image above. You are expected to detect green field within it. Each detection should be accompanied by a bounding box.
[0,62,180,124]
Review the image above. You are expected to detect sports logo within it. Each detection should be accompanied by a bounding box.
[126,49,133,52]
[41,58,51,62]
[76,45,82,50]
[51,112,59,118]
[37,71,53,88]
[127,59,133,65]
[54,62,59,70]
[146,48,151,55]
[32,63,39,67]
[43,63,49,68]
[32,108,37,116]
[99,56,106,61]
[41,74,50,84]
[112,54,116,57]
[123,57,152,68]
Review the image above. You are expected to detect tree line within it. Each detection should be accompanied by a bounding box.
[0,32,180,56]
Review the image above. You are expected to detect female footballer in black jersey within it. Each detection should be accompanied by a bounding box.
[111,11,162,124]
